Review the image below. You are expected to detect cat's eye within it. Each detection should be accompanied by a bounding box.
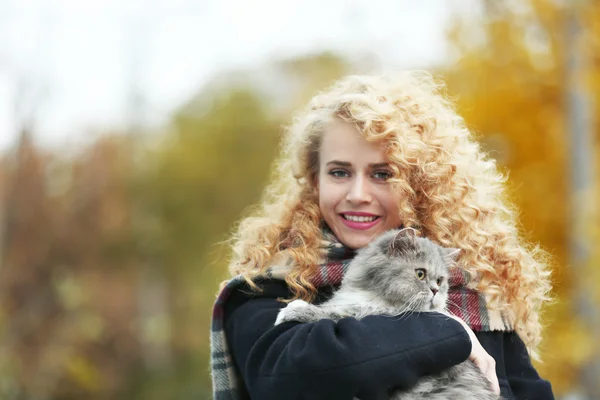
[437,277,444,285]
[415,269,426,280]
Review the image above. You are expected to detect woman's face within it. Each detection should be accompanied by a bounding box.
[317,120,403,249]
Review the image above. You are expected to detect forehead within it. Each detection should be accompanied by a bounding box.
[320,120,387,165]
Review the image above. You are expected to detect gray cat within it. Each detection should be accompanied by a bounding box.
[275,228,501,400]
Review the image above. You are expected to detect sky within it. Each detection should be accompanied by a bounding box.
[0,0,479,151]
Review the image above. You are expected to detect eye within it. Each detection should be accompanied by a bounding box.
[372,170,393,181]
[329,169,350,178]
[415,269,426,280]
[437,277,444,285]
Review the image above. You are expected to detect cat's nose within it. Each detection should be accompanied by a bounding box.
[430,288,438,296]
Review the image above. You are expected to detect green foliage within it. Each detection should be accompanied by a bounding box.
[130,53,352,397]
[144,88,280,271]
[0,52,361,398]
[131,87,283,396]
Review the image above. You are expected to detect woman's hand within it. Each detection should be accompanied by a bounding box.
[449,314,500,395]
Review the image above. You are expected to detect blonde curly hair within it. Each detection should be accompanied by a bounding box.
[228,71,552,356]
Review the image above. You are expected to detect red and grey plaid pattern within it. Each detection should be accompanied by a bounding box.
[210,233,512,399]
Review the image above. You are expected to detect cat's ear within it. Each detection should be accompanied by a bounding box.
[389,228,417,255]
[396,227,418,239]
[443,247,461,262]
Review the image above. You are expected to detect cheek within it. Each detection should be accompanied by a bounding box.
[438,292,448,305]
[378,188,402,218]
[437,283,448,296]
[433,293,447,309]
[318,182,342,210]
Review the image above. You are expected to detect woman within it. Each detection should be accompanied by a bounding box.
[211,71,554,399]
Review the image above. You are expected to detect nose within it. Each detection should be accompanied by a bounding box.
[346,175,372,204]
[430,287,438,296]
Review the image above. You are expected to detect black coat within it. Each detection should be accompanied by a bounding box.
[224,279,554,400]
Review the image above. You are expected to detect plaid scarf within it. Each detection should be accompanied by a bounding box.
[210,229,514,400]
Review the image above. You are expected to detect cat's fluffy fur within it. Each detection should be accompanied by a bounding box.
[275,228,501,400]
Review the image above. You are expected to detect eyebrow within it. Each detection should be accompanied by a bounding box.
[325,160,390,168]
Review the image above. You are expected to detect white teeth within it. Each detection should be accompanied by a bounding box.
[343,215,377,222]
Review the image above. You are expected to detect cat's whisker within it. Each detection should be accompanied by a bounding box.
[393,293,425,321]
[301,228,499,399]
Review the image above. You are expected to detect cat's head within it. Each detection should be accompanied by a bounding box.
[344,228,460,312]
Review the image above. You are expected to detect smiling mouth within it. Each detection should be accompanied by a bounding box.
[341,214,380,222]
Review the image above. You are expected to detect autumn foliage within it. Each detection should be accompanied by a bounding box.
[0,1,599,397]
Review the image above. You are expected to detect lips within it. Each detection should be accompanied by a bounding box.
[339,212,381,231]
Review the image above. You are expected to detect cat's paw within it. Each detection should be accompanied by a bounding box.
[274,300,310,326]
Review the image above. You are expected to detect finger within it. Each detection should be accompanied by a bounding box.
[486,367,500,395]
[484,370,499,393]
[489,376,500,395]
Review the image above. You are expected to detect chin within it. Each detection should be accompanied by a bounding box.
[341,237,370,249]
[338,232,379,249]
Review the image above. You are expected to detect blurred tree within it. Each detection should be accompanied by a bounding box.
[125,52,353,398]
[0,133,143,399]
[444,0,600,394]
[126,88,280,398]
[0,51,357,399]
[54,136,140,397]
[0,130,63,397]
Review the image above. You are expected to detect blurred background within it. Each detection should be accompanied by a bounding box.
[0,0,599,399]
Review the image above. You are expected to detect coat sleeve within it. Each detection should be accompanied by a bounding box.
[503,331,555,400]
[224,282,472,400]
